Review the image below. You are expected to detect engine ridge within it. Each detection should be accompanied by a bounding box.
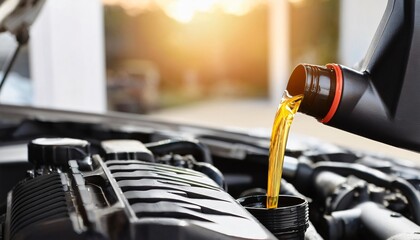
[4,138,274,240]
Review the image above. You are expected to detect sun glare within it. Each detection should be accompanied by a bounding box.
[163,0,202,23]
[103,0,266,23]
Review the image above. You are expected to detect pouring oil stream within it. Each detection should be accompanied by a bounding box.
[266,91,303,209]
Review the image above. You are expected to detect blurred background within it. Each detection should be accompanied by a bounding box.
[3,0,418,160]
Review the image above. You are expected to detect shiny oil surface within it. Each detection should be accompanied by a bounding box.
[266,91,303,209]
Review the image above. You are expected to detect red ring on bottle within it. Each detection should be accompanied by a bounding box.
[321,64,343,123]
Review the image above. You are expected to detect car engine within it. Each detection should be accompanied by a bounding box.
[5,137,273,240]
[0,112,420,240]
[1,0,420,239]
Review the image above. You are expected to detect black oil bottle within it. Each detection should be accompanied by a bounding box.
[286,0,420,152]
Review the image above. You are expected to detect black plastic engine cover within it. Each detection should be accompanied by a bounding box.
[4,155,274,240]
[4,173,81,240]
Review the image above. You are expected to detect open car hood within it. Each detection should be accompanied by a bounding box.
[0,0,45,35]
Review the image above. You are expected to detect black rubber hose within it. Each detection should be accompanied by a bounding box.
[145,139,213,164]
[312,162,420,225]
[193,162,227,190]
[280,179,306,198]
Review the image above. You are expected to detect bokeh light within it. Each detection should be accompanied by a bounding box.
[102,0,266,23]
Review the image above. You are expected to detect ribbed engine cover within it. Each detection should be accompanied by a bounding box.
[4,157,274,240]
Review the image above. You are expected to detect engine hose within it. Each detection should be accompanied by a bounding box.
[280,179,306,198]
[145,139,213,164]
[312,162,420,225]
[193,162,227,190]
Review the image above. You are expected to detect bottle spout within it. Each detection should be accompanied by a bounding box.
[286,64,341,123]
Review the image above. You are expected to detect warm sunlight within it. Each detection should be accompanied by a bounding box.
[103,0,266,23]
[163,0,211,23]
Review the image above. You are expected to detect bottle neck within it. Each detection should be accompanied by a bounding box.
[286,64,342,123]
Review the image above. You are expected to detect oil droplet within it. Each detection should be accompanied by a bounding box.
[266,90,303,209]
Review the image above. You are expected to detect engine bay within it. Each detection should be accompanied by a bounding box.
[1,107,420,240]
[1,0,420,239]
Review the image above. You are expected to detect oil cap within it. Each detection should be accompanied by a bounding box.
[237,195,309,240]
[28,138,90,168]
